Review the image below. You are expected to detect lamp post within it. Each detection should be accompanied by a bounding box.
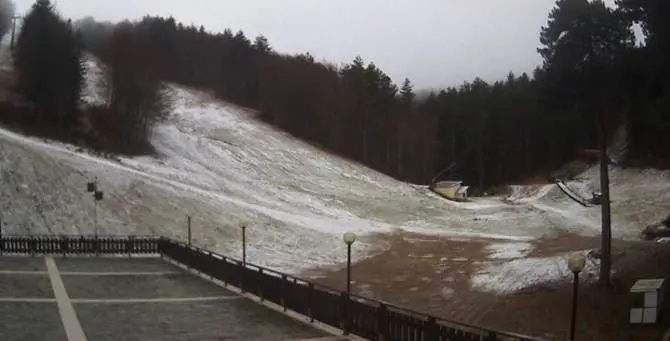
[187,215,192,247]
[568,252,586,341]
[86,178,104,238]
[342,232,357,294]
[240,223,247,266]
[342,231,357,336]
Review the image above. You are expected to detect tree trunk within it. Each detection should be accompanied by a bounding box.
[478,117,486,190]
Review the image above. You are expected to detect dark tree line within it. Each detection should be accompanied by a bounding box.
[2,0,167,155]
[91,21,169,153]
[13,0,83,130]
[74,0,667,188]
[74,17,438,182]
[7,0,670,188]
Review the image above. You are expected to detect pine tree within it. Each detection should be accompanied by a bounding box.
[14,0,83,127]
[400,78,415,105]
[252,35,272,54]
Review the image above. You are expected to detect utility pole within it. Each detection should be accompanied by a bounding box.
[10,15,22,51]
[598,110,612,288]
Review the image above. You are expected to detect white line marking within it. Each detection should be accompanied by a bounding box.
[286,337,350,341]
[0,270,48,275]
[46,257,88,341]
[71,296,243,303]
[0,297,57,303]
[59,271,183,276]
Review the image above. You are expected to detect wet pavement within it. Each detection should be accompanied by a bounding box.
[0,256,332,341]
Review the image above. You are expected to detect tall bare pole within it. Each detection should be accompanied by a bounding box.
[598,111,612,288]
[10,15,21,51]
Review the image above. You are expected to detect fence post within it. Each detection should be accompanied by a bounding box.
[425,316,439,341]
[484,331,498,341]
[94,235,99,257]
[258,268,264,302]
[377,303,388,341]
[187,216,192,248]
[0,217,3,255]
[126,236,133,258]
[30,236,36,257]
[307,282,315,323]
[341,292,350,335]
[281,274,287,312]
[239,261,245,294]
[159,237,164,260]
[208,252,214,280]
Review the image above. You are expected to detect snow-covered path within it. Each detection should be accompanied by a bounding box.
[2,57,670,278]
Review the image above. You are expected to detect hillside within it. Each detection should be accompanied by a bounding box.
[1,55,669,289]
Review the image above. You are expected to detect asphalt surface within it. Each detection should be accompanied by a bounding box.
[0,256,331,341]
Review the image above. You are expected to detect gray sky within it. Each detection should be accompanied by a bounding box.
[12,0,618,89]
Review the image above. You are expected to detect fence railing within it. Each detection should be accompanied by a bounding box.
[0,235,544,341]
[158,238,546,341]
[0,235,160,255]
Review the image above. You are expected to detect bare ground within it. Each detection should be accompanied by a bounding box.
[303,231,670,341]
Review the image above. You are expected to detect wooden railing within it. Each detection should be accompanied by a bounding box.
[0,235,545,340]
[0,235,160,255]
[158,238,546,341]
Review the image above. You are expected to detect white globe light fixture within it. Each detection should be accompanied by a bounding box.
[567,251,587,341]
[343,231,357,245]
[568,252,586,274]
[342,231,357,336]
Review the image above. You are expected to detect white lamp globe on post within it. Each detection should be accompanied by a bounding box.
[342,231,356,336]
[240,223,248,266]
[342,232,356,294]
[343,231,357,246]
[568,252,586,274]
[568,252,587,341]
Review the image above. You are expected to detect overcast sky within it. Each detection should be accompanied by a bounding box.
[12,0,618,90]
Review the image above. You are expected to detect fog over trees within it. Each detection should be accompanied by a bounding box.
[3,0,670,189]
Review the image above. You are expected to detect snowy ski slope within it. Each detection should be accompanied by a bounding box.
[2,56,670,278]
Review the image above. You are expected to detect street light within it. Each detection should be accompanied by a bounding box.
[568,252,586,341]
[240,223,247,266]
[342,231,356,336]
[342,232,357,294]
[86,178,104,238]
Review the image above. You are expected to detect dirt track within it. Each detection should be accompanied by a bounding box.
[304,231,670,341]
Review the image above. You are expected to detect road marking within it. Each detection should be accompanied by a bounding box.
[71,296,243,303]
[0,297,56,302]
[286,337,350,341]
[59,271,183,276]
[46,257,88,341]
[0,270,48,275]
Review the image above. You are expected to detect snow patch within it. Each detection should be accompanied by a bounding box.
[506,184,554,204]
[484,242,533,260]
[470,251,600,294]
[441,286,455,298]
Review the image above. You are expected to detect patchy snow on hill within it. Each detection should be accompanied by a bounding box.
[471,250,601,294]
[1,52,669,290]
[484,242,533,260]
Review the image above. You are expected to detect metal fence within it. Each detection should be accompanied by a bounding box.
[158,238,546,341]
[0,235,545,341]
